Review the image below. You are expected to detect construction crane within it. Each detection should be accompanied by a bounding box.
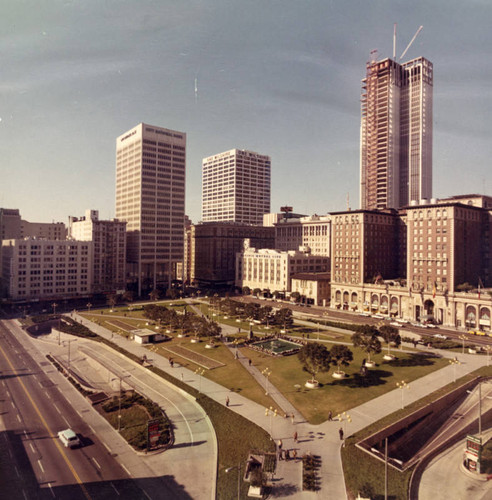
[399,26,423,61]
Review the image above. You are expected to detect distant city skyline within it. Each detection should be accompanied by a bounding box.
[1,1,491,223]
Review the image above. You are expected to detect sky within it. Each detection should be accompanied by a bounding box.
[1,0,491,224]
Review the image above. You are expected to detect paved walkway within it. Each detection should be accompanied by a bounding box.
[64,310,491,498]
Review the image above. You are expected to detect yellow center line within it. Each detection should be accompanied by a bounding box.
[0,342,92,500]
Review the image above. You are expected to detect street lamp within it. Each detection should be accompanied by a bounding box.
[195,368,205,393]
[337,411,352,436]
[459,334,467,355]
[265,406,277,437]
[111,374,131,432]
[449,358,461,382]
[396,380,410,409]
[52,302,58,315]
[261,367,272,395]
[225,463,242,500]
[86,302,92,313]
[64,339,78,371]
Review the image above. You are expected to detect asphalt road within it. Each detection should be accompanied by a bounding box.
[0,320,146,500]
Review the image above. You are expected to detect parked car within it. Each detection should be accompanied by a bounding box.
[58,429,80,448]
[469,330,486,336]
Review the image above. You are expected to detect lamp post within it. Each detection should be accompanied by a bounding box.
[265,406,277,437]
[449,358,461,382]
[111,374,131,432]
[86,302,92,313]
[52,302,58,315]
[64,339,78,371]
[337,411,352,435]
[396,380,410,409]
[225,463,242,500]
[459,334,467,355]
[317,322,320,341]
[261,368,272,395]
[195,368,205,393]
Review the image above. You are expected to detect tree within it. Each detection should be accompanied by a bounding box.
[253,288,262,297]
[352,325,382,364]
[379,325,401,357]
[298,343,331,383]
[273,308,293,329]
[290,291,301,303]
[122,290,135,303]
[242,286,251,295]
[149,289,161,301]
[330,344,353,375]
[107,293,119,309]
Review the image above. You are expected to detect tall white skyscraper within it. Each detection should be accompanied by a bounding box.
[360,56,433,210]
[202,149,271,225]
[115,123,186,296]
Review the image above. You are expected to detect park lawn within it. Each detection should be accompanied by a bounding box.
[148,336,283,413]
[246,345,450,424]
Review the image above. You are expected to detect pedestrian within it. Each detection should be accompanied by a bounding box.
[278,439,283,451]
[339,427,344,441]
[293,431,298,443]
[248,358,252,367]
[226,396,229,407]
[292,449,297,460]
[181,372,184,381]
[285,449,290,461]
[170,359,174,368]
[328,410,333,421]
[290,414,295,424]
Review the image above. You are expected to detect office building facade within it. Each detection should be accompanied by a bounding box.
[202,149,271,225]
[115,123,186,296]
[68,209,127,294]
[360,56,433,210]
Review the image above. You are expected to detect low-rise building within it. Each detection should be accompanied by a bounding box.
[291,272,331,306]
[236,243,330,294]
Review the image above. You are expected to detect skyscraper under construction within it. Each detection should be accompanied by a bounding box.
[360,56,433,210]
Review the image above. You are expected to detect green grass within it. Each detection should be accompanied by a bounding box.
[198,394,276,499]
[247,346,450,424]
[341,365,492,499]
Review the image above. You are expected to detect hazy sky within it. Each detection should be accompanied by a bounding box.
[1,0,491,224]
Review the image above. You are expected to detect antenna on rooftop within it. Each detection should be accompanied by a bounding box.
[393,23,397,59]
[399,26,423,61]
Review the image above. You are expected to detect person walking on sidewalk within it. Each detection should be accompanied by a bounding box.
[293,431,298,443]
[339,427,344,441]
[226,396,230,407]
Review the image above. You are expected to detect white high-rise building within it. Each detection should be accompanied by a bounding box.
[202,149,271,225]
[115,123,186,296]
[360,56,433,210]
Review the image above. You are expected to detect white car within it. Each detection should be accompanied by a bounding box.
[58,429,80,448]
[389,322,401,327]
[433,333,448,340]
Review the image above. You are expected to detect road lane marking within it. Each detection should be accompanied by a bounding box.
[92,457,101,469]
[110,482,120,496]
[0,342,92,500]
[88,424,95,434]
[38,459,45,473]
[29,443,35,453]
[62,416,70,427]
[16,414,21,423]
[121,464,131,476]
[48,483,55,498]
[53,403,61,414]
[103,442,112,454]
[14,465,20,477]
[142,488,152,500]
[22,489,28,500]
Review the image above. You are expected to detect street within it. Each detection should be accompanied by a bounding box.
[0,320,147,499]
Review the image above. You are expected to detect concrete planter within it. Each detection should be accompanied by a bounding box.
[383,354,396,361]
[248,485,263,498]
[190,338,201,343]
[365,360,376,368]
[305,380,319,389]
[177,333,187,338]
[205,343,216,349]
[332,371,346,379]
